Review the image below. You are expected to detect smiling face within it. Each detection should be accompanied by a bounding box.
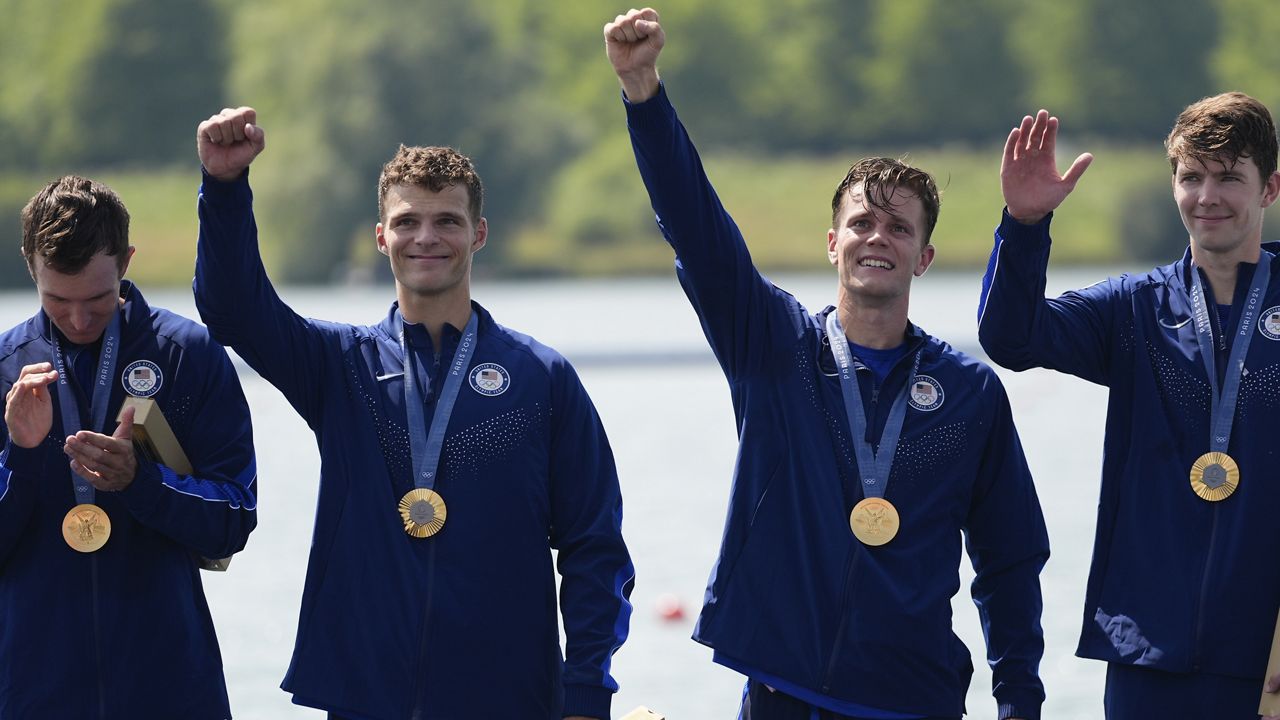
[827,183,935,306]
[1173,154,1280,260]
[376,183,487,305]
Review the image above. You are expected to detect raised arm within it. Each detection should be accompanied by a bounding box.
[193,107,331,423]
[605,8,804,380]
[979,110,1120,384]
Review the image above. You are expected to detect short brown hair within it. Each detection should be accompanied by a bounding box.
[377,145,484,223]
[21,175,130,274]
[1166,92,1278,182]
[831,158,941,244]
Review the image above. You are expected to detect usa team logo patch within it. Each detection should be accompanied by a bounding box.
[122,360,162,397]
[469,363,510,396]
[907,375,943,412]
[1259,306,1280,340]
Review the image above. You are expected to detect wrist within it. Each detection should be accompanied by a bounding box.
[1006,207,1047,225]
[619,69,660,103]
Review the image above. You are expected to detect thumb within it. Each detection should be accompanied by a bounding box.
[245,123,266,152]
[114,405,135,440]
[1062,152,1094,188]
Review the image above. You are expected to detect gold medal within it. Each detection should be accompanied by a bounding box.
[62,504,111,553]
[399,488,447,538]
[1190,451,1240,502]
[849,497,899,546]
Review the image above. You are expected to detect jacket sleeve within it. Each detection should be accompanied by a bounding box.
[964,372,1050,720]
[193,170,331,426]
[625,84,806,381]
[547,358,634,720]
[976,210,1122,385]
[117,340,257,560]
[0,436,42,572]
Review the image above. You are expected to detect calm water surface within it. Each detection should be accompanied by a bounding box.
[0,270,1123,719]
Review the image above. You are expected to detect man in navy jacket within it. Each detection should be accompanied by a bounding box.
[193,108,634,720]
[0,175,258,718]
[606,9,1048,720]
[978,94,1280,719]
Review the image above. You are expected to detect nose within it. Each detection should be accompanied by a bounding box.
[67,305,94,332]
[1198,178,1221,206]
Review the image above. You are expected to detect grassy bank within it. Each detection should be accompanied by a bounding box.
[0,143,1186,288]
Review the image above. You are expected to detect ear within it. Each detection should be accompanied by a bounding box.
[1262,171,1280,209]
[119,246,136,278]
[471,217,488,253]
[375,222,389,256]
[827,228,838,267]
[913,243,935,277]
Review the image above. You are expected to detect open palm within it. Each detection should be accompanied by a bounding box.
[1001,110,1093,224]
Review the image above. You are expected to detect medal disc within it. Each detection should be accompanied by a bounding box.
[63,504,111,553]
[849,497,899,546]
[1190,451,1240,502]
[399,488,447,538]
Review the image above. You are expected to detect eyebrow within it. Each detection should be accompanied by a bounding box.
[46,289,114,302]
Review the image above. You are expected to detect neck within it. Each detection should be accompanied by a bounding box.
[1192,242,1261,304]
[398,286,472,349]
[835,290,909,349]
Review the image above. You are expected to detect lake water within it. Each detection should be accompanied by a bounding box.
[0,269,1124,719]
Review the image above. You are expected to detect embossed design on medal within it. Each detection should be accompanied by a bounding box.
[399,488,447,538]
[1189,451,1240,502]
[62,504,111,552]
[849,497,900,546]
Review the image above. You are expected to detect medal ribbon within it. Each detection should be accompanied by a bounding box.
[398,311,478,491]
[1188,255,1270,454]
[825,312,921,501]
[50,310,122,505]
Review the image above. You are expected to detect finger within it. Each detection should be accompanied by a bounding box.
[1043,116,1060,158]
[17,362,53,378]
[1030,109,1050,152]
[620,22,640,43]
[114,406,135,441]
[1061,152,1094,188]
[200,116,225,145]
[1017,115,1034,156]
[238,107,257,126]
[12,370,59,394]
[68,459,100,483]
[638,7,659,21]
[634,19,661,36]
[1001,127,1020,172]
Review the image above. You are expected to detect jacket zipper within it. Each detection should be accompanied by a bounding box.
[1190,504,1220,671]
[819,338,923,690]
[93,555,106,719]
[821,548,861,692]
[409,352,444,719]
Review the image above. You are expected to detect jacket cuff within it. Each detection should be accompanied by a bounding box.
[998,207,1053,246]
[997,697,1042,720]
[562,683,612,719]
[2,438,46,477]
[623,81,674,134]
[199,167,252,203]
[118,459,164,512]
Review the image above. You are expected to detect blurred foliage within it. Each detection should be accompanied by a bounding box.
[0,0,1278,287]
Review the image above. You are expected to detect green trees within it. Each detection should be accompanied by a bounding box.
[0,0,1277,284]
